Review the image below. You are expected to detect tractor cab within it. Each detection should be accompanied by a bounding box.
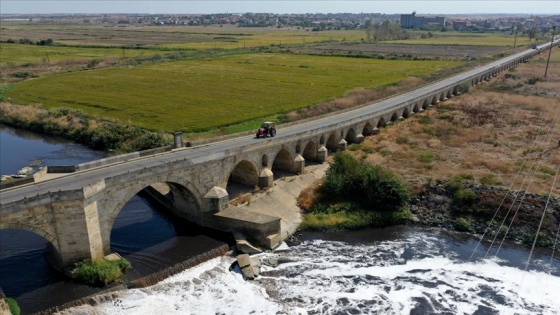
[256,122,276,138]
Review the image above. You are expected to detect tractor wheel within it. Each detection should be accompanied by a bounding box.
[270,128,276,137]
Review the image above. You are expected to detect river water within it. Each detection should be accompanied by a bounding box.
[1,124,559,315]
[68,226,560,315]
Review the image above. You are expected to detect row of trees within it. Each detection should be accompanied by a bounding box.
[5,38,54,45]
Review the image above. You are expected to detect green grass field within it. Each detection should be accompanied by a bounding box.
[5,54,463,132]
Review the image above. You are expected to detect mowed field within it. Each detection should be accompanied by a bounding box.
[5,54,462,132]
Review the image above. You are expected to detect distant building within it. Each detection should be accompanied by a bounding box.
[400,12,445,29]
[453,20,468,30]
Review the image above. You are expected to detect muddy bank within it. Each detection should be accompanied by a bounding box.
[411,180,560,247]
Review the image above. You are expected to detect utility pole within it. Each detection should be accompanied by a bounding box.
[544,26,556,79]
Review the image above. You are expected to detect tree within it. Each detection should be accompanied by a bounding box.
[528,26,537,41]
[364,19,374,41]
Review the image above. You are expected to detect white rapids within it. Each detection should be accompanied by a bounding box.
[60,229,560,315]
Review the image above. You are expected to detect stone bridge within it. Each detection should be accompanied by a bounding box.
[0,41,557,269]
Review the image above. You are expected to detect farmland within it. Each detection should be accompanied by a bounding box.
[4,54,462,132]
[1,21,533,137]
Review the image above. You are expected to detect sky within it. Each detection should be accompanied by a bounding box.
[1,0,558,15]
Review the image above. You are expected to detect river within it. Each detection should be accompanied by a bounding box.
[1,124,559,315]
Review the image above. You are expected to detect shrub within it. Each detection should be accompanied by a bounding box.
[524,233,551,247]
[453,173,474,181]
[417,115,432,124]
[444,179,464,193]
[322,152,411,211]
[455,188,478,205]
[347,143,361,151]
[527,77,541,85]
[73,258,131,286]
[362,147,374,154]
[417,150,434,163]
[5,298,20,315]
[480,174,497,185]
[454,217,472,231]
[396,136,409,144]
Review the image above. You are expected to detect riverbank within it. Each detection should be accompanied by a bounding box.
[411,180,559,247]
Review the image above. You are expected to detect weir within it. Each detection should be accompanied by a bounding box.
[0,40,558,270]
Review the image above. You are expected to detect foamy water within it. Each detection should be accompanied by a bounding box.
[62,229,560,315]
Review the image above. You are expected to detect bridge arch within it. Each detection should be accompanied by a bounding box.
[362,122,373,136]
[422,98,430,109]
[402,107,411,118]
[413,102,420,113]
[390,112,399,122]
[102,175,204,254]
[0,223,56,249]
[377,117,386,128]
[0,223,61,267]
[453,85,460,95]
[431,95,438,105]
[345,128,357,143]
[229,159,259,188]
[272,148,294,173]
[439,92,446,102]
[302,140,318,162]
[325,132,339,152]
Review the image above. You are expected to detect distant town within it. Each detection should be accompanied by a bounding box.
[1,12,559,33]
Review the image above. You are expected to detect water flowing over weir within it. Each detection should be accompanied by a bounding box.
[68,226,560,315]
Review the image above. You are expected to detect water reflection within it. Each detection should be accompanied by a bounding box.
[0,124,107,175]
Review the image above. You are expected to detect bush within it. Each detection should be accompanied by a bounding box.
[322,152,411,211]
[480,174,498,185]
[73,258,131,286]
[5,298,20,315]
[444,179,464,193]
[454,217,472,231]
[524,233,551,247]
[527,77,541,85]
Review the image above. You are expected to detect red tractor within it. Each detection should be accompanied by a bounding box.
[256,122,276,138]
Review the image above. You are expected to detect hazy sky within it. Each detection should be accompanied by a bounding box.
[1,0,558,15]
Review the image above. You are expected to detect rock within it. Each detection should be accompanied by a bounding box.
[261,257,279,267]
[233,232,262,254]
[237,254,261,280]
[237,254,252,268]
[17,166,34,175]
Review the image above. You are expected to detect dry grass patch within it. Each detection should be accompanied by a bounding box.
[297,179,323,212]
[229,193,252,206]
[353,61,559,195]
